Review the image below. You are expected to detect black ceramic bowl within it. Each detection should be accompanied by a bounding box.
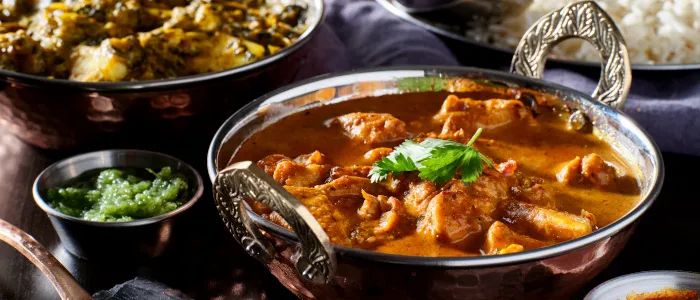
[0,0,323,149]
[32,150,203,260]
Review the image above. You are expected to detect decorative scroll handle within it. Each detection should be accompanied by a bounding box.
[510,1,631,109]
[214,161,336,284]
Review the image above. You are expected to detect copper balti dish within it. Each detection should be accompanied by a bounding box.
[0,0,323,149]
[208,2,663,299]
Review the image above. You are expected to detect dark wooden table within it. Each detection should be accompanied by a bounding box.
[0,120,698,300]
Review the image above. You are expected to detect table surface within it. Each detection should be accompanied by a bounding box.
[1,119,699,300]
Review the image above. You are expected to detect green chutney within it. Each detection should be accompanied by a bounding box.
[46,167,188,222]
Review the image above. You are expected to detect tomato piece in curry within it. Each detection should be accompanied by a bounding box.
[232,91,641,257]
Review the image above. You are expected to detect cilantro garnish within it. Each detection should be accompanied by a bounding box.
[368,128,493,185]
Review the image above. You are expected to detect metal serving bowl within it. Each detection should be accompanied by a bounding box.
[33,150,204,260]
[207,2,664,298]
[585,271,700,300]
[0,0,323,149]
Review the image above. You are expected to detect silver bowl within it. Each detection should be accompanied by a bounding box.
[33,150,204,260]
[208,2,664,299]
[586,271,700,300]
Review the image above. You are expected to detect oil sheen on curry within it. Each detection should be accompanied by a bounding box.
[233,88,641,257]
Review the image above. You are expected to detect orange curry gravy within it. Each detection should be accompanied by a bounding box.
[232,90,641,257]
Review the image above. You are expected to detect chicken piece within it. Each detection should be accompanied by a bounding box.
[483,221,549,254]
[557,153,620,187]
[375,196,407,235]
[502,201,596,242]
[363,147,393,163]
[284,186,350,245]
[358,190,382,220]
[556,156,582,184]
[257,152,330,187]
[417,173,510,245]
[315,175,384,200]
[352,192,407,247]
[329,165,372,180]
[434,95,533,135]
[332,112,409,145]
[257,154,291,175]
[272,160,328,187]
[417,191,484,245]
[510,176,557,208]
[402,178,438,217]
[294,151,327,165]
[581,153,619,186]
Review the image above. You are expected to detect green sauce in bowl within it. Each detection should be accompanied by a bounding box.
[46,167,188,222]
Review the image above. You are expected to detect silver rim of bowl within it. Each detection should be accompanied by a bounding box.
[206,66,665,268]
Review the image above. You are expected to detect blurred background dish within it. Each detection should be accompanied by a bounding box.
[0,0,323,149]
[585,271,700,300]
[377,0,700,70]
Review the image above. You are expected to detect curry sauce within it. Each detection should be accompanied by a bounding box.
[232,91,641,257]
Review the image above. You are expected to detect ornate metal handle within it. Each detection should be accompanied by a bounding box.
[0,218,91,300]
[510,1,631,109]
[214,161,336,284]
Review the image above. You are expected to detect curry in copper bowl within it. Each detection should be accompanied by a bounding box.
[232,90,641,257]
[209,2,662,299]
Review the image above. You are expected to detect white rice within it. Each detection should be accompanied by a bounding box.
[466,0,700,64]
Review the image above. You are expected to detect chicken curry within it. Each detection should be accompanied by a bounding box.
[0,0,306,81]
[232,88,641,257]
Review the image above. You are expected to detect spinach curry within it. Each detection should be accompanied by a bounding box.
[0,0,306,81]
[232,87,641,257]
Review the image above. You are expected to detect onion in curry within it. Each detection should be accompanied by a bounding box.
[231,88,642,257]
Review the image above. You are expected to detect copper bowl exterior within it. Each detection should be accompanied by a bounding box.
[207,67,663,300]
[261,223,635,299]
[208,2,663,299]
[0,0,323,149]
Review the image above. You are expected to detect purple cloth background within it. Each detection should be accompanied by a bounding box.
[301,0,700,155]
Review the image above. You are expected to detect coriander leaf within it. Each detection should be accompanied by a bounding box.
[459,149,484,184]
[417,146,465,184]
[368,128,492,185]
[369,152,417,183]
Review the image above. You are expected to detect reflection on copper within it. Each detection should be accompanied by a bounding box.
[151,93,191,109]
[89,93,114,112]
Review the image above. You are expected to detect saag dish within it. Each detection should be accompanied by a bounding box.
[232,90,642,257]
[47,167,188,222]
[0,0,307,81]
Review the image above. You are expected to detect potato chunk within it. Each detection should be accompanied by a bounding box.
[70,39,131,82]
[333,112,409,145]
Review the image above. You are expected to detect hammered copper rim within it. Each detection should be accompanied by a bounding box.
[207,66,664,268]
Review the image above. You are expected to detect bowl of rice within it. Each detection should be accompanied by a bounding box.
[378,0,700,69]
[467,0,700,66]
